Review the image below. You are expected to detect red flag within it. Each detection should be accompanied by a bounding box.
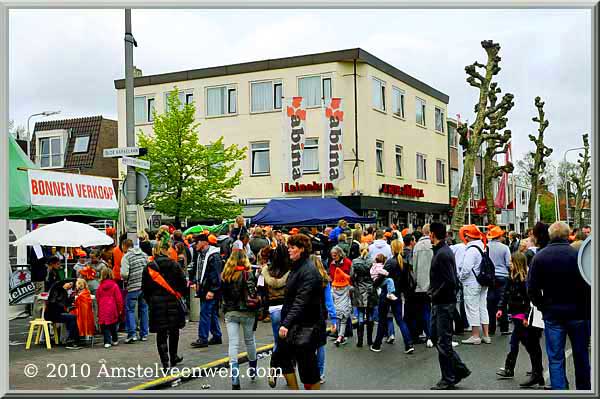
[494,141,512,209]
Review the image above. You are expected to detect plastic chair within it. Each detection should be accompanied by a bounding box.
[25,299,59,350]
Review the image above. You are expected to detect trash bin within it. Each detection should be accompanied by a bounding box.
[189,287,200,322]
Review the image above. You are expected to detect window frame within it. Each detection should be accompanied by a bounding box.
[449,124,458,148]
[163,89,194,112]
[250,79,283,114]
[434,107,445,134]
[372,77,387,113]
[250,141,270,176]
[436,158,446,185]
[134,94,156,125]
[205,84,238,118]
[376,140,385,175]
[395,145,404,178]
[72,136,90,154]
[37,134,64,168]
[450,168,460,197]
[297,74,332,108]
[392,86,405,119]
[416,152,427,181]
[302,137,319,174]
[416,97,427,127]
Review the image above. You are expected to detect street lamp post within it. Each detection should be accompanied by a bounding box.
[26,111,61,159]
[562,147,585,227]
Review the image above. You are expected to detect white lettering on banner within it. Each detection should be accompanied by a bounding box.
[283,97,306,181]
[323,98,344,182]
[28,169,117,210]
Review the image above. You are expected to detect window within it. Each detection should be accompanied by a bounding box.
[322,78,332,105]
[376,141,384,174]
[435,107,445,133]
[303,138,319,173]
[298,75,323,107]
[416,97,426,126]
[164,90,194,111]
[251,80,282,113]
[417,153,427,181]
[250,142,270,175]
[436,159,446,184]
[451,169,460,196]
[134,95,155,124]
[372,78,386,111]
[206,86,237,117]
[73,136,90,153]
[521,190,527,205]
[392,87,405,118]
[395,146,403,177]
[474,175,482,199]
[39,136,62,168]
[449,125,458,148]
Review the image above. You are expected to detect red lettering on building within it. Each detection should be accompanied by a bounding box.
[282,181,335,193]
[379,184,425,199]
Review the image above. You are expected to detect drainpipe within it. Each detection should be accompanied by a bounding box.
[353,58,359,194]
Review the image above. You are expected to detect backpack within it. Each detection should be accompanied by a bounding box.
[468,245,495,287]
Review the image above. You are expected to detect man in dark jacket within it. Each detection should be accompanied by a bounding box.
[428,222,471,390]
[528,221,591,390]
[189,234,223,348]
[249,227,270,259]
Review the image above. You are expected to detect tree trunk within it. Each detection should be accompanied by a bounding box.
[528,179,538,230]
[483,154,497,225]
[451,151,477,233]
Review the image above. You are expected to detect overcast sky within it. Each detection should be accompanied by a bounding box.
[9,8,592,164]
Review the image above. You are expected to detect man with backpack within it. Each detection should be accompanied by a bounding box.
[457,225,493,345]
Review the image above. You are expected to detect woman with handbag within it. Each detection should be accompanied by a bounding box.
[221,250,260,390]
[142,231,186,371]
[272,233,325,390]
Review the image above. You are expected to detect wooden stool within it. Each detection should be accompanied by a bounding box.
[26,318,59,350]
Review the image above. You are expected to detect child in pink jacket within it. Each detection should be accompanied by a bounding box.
[96,268,124,348]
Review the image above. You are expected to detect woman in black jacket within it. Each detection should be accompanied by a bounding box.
[350,243,377,347]
[142,232,186,370]
[272,234,324,390]
[495,251,544,388]
[221,249,259,390]
[370,239,415,354]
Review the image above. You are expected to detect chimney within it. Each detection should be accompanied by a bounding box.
[133,66,143,78]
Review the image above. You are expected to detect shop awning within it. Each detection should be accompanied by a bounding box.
[250,198,375,226]
[9,134,118,220]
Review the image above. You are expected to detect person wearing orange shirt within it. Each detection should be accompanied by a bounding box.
[112,234,127,288]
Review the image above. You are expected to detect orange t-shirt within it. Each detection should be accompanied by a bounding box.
[361,234,374,244]
[112,247,123,281]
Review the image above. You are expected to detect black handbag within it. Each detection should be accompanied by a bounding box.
[287,324,319,348]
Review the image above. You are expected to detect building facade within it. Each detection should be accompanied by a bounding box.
[114,49,451,228]
[29,116,119,179]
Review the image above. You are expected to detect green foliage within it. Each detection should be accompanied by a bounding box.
[138,88,246,226]
[539,191,556,224]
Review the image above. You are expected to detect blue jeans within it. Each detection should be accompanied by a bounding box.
[384,278,395,294]
[125,290,149,339]
[544,319,591,390]
[198,299,222,342]
[317,345,326,377]
[373,287,413,349]
[269,308,282,351]
[225,312,256,384]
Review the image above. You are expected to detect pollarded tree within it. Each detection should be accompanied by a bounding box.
[482,82,514,225]
[570,133,591,229]
[527,96,553,229]
[451,40,514,233]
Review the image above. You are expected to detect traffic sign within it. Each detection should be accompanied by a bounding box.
[578,236,592,286]
[103,147,141,158]
[122,172,151,204]
[150,214,162,230]
[121,156,150,170]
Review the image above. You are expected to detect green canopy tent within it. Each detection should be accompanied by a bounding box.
[9,135,119,220]
[183,219,235,236]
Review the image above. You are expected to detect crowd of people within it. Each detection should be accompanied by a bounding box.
[29,217,592,391]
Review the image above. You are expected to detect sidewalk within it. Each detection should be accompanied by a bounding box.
[9,315,276,390]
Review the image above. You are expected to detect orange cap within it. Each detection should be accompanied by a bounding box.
[486,226,505,240]
[401,228,409,237]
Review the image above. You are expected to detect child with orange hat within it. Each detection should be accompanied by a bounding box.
[331,267,353,347]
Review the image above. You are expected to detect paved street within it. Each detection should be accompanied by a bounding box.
[10,315,583,391]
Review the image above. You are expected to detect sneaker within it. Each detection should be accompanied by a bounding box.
[140,336,148,342]
[461,336,482,345]
[369,345,382,352]
[426,339,434,348]
[320,375,326,384]
[262,316,271,323]
[431,380,456,390]
[386,335,395,344]
[404,346,415,354]
[112,340,119,346]
[104,343,112,349]
[125,336,138,344]
[386,293,398,301]
[452,341,459,347]
[496,367,514,378]
[66,343,82,350]
[482,336,492,344]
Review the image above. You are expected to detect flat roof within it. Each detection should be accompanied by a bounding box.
[114,48,449,104]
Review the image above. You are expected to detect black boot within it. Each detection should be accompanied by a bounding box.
[497,352,516,379]
[366,321,374,346]
[356,323,364,348]
[520,372,544,388]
